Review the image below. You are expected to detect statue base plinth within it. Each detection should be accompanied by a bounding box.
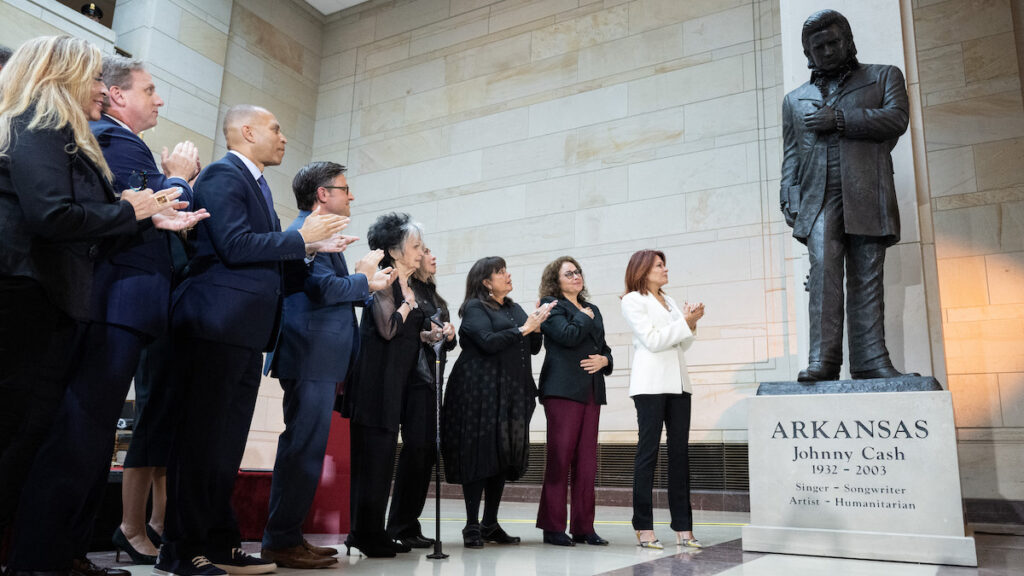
[742,385,977,566]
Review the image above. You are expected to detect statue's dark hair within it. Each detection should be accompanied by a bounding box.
[801,9,858,70]
[367,212,422,269]
[459,256,508,317]
[292,161,346,211]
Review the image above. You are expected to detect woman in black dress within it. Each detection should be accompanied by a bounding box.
[385,244,457,548]
[442,256,554,548]
[342,212,425,557]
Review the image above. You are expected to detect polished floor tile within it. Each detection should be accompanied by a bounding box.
[87,499,1022,575]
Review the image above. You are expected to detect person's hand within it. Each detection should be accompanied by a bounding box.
[298,206,348,244]
[122,186,186,221]
[367,266,395,292]
[161,141,201,181]
[684,302,705,331]
[580,354,609,374]
[354,248,383,278]
[152,208,210,231]
[306,234,350,254]
[336,235,359,252]
[804,102,837,133]
[442,321,456,341]
[580,307,595,319]
[521,300,556,335]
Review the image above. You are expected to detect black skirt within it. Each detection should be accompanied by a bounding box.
[441,354,535,485]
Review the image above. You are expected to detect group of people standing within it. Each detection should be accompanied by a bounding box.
[0,34,707,576]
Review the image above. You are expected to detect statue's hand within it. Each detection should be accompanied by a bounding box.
[781,201,797,227]
[804,103,837,133]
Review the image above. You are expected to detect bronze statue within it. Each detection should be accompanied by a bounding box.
[780,10,911,382]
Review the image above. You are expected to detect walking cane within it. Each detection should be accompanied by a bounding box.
[427,313,449,560]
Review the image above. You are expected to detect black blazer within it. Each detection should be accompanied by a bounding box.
[537,296,613,405]
[0,112,137,319]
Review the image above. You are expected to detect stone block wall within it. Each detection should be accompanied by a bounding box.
[315,0,787,446]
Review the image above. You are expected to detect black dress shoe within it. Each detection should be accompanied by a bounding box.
[480,523,520,544]
[572,533,609,546]
[542,531,574,546]
[5,571,71,576]
[70,559,130,576]
[851,366,920,379]
[388,538,412,553]
[462,525,484,549]
[112,526,157,565]
[797,362,839,382]
[396,534,435,549]
[344,535,396,558]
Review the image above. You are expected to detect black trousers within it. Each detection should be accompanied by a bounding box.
[0,277,70,537]
[632,393,692,532]
[161,337,262,561]
[806,145,891,371]
[348,421,398,543]
[9,323,146,570]
[386,384,436,539]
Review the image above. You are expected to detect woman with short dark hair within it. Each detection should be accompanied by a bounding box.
[621,249,705,550]
[442,256,553,548]
[535,256,613,547]
[342,212,426,558]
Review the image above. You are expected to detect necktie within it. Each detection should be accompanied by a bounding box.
[256,175,275,216]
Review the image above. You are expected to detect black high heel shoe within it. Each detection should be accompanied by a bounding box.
[344,535,397,558]
[112,526,158,565]
[146,524,162,548]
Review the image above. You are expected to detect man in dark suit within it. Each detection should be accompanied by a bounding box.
[157,106,348,575]
[6,57,207,576]
[259,161,393,567]
[780,9,911,382]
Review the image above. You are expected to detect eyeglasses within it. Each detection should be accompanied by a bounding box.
[322,185,349,193]
[562,270,583,279]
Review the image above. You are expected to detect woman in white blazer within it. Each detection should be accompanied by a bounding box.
[620,249,704,550]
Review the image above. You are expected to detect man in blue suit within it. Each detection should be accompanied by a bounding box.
[7,57,206,576]
[156,105,348,576]
[259,161,393,567]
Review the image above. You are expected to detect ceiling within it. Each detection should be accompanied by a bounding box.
[303,0,371,16]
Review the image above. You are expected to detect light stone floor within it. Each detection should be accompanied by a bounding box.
[89,500,1023,575]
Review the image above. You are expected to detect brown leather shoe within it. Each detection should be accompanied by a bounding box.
[302,539,338,557]
[261,545,338,569]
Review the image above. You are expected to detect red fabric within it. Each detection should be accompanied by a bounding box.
[231,414,351,540]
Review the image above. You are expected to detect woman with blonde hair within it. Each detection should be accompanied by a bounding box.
[621,249,705,550]
[0,36,199,572]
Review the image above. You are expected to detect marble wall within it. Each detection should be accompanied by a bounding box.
[314,0,786,449]
[914,0,1024,502]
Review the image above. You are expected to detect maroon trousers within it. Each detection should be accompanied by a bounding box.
[535,396,601,535]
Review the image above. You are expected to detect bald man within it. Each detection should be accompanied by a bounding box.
[157,105,347,575]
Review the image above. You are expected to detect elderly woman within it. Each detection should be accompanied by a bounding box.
[621,249,705,550]
[535,256,613,547]
[0,36,195,570]
[442,257,553,548]
[385,245,457,548]
[341,212,426,558]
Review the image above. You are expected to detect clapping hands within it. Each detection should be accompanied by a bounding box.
[683,302,705,331]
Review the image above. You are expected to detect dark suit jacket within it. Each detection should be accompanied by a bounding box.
[171,153,306,351]
[781,63,909,246]
[537,296,612,405]
[0,111,138,320]
[89,115,193,336]
[265,210,369,381]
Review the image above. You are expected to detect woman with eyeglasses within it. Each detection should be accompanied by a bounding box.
[621,249,705,550]
[442,256,553,548]
[535,256,613,547]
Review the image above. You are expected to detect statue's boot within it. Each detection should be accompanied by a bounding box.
[797,362,839,382]
[850,365,920,379]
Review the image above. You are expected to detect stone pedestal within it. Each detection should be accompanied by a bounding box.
[742,378,977,566]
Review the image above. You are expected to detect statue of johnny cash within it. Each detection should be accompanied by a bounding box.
[780,9,913,382]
